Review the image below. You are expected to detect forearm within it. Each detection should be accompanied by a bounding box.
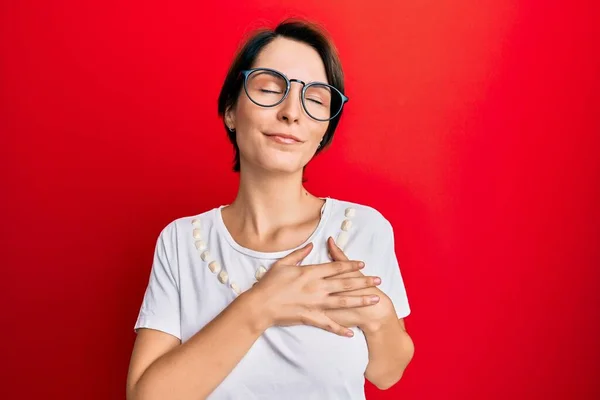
[363,314,415,390]
[131,290,269,400]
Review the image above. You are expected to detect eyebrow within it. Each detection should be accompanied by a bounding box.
[253,67,329,85]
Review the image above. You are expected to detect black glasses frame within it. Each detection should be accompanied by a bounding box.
[240,67,349,122]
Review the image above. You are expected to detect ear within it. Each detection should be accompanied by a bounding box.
[318,136,326,149]
[224,106,236,131]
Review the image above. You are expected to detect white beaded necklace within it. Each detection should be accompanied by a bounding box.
[191,203,356,297]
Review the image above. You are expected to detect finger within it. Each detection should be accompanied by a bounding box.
[324,294,380,309]
[325,269,364,279]
[327,236,349,261]
[326,276,381,293]
[308,260,365,278]
[279,242,314,266]
[308,312,354,337]
[326,237,364,278]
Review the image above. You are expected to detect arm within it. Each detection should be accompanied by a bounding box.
[127,290,268,400]
[325,216,415,390]
[362,217,415,389]
[363,308,415,389]
[127,222,270,400]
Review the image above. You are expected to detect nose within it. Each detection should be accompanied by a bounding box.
[277,82,303,124]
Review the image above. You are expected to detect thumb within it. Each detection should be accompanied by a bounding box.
[280,242,313,266]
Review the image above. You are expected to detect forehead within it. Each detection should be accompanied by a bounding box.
[251,37,328,84]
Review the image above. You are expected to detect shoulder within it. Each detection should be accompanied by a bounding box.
[155,206,219,246]
[327,197,394,238]
[329,198,393,230]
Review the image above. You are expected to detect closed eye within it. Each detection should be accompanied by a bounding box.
[260,89,283,94]
[307,98,324,105]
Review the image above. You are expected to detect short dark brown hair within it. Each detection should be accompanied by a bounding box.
[217,19,346,172]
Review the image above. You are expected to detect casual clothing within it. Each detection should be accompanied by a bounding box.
[134,197,411,399]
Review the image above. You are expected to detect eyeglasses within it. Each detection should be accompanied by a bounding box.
[240,68,349,122]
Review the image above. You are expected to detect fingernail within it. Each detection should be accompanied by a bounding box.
[373,277,381,285]
[346,329,354,337]
[358,262,365,268]
[370,295,380,303]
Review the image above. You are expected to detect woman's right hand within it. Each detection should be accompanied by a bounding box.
[248,242,382,337]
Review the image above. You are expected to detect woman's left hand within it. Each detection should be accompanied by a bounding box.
[324,237,396,333]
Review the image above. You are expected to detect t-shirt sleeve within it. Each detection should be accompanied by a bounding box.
[134,221,182,340]
[375,217,411,319]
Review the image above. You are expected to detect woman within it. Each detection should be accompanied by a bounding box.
[126,19,414,400]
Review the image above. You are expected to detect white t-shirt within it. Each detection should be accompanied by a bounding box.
[134,197,411,399]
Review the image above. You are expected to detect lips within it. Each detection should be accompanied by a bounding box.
[264,133,303,144]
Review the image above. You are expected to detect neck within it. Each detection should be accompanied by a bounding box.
[226,165,320,239]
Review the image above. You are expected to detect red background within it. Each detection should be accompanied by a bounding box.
[2,1,599,399]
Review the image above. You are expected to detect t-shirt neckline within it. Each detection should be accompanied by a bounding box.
[214,197,333,259]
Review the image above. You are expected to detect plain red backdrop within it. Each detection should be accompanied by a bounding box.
[2,0,599,399]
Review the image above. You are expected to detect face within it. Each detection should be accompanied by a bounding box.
[225,37,330,174]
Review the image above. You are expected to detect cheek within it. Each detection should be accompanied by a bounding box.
[235,96,270,132]
[233,100,270,153]
[309,123,329,145]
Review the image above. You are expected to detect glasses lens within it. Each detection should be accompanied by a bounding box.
[304,84,343,121]
[245,70,287,106]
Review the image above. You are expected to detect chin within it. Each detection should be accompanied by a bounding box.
[239,145,311,174]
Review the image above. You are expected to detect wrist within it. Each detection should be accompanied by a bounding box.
[237,287,273,334]
[361,313,398,335]
[360,296,396,334]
